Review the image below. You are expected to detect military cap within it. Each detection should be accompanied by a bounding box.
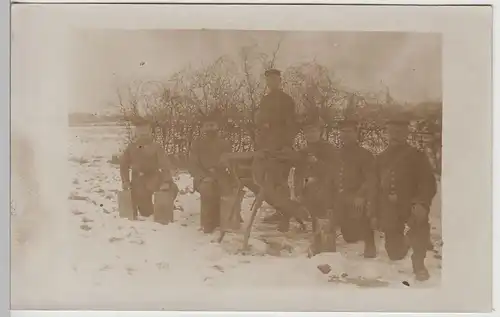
[264,68,281,77]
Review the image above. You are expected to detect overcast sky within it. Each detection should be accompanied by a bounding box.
[70,30,441,113]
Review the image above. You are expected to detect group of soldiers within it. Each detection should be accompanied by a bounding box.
[119,68,438,282]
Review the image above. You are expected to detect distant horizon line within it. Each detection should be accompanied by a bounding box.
[70,98,443,116]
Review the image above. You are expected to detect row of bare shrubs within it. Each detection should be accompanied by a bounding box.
[114,44,442,173]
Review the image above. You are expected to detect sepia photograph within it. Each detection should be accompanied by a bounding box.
[9,4,492,313]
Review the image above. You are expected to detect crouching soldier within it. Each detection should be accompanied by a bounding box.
[375,113,437,281]
[293,115,338,254]
[332,119,377,258]
[189,110,233,233]
[120,118,179,218]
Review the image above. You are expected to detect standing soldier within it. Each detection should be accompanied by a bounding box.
[375,113,437,281]
[189,110,233,234]
[293,114,338,254]
[332,119,377,258]
[254,68,297,151]
[254,68,301,230]
[120,118,178,218]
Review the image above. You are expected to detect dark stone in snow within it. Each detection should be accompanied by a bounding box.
[317,264,331,274]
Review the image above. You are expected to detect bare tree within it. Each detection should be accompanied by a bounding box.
[113,45,442,169]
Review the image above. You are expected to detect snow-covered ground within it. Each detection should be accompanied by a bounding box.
[11,125,442,310]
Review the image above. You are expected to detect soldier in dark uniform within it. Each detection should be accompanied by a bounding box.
[332,119,377,258]
[293,114,338,254]
[120,118,178,218]
[255,68,297,151]
[374,113,437,281]
[254,68,301,230]
[189,110,234,233]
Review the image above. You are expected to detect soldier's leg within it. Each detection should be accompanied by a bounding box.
[407,219,431,281]
[338,200,362,243]
[340,219,361,243]
[262,162,293,223]
[212,193,221,230]
[309,215,322,256]
[260,179,296,232]
[324,208,337,252]
[201,196,220,233]
[362,215,377,258]
[277,212,291,232]
[263,210,285,224]
[130,186,141,218]
[198,180,221,233]
[273,181,308,232]
[131,182,154,217]
[384,219,409,261]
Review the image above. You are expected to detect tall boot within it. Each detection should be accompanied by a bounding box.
[263,212,283,224]
[323,233,337,252]
[385,230,409,261]
[362,217,376,258]
[408,223,431,281]
[278,214,291,232]
[412,253,430,281]
[322,215,337,252]
[363,230,377,258]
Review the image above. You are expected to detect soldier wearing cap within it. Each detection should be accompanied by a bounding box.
[331,119,377,257]
[374,112,437,281]
[120,117,178,218]
[189,109,234,233]
[254,68,302,230]
[255,68,298,150]
[293,112,338,253]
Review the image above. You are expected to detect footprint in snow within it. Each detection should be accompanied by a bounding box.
[69,194,88,201]
[156,262,169,270]
[80,224,92,231]
[109,237,123,243]
[99,265,112,271]
[129,239,145,245]
[81,216,94,223]
[126,267,136,275]
[212,265,224,273]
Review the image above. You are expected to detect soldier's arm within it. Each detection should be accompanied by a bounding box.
[119,145,132,184]
[413,150,438,210]
[216,139,233,173]
[255,96,269,128]
[285,95,299,138]
[324,147,340,209]
[188,140,208,180]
